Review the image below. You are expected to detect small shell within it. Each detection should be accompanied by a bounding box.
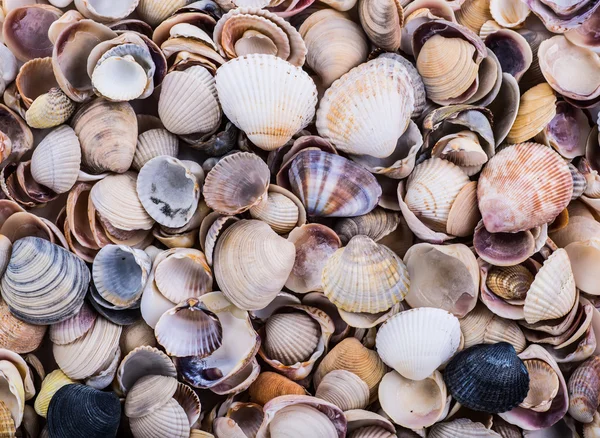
[315,370,369,411]
[0,299,45,354]
[335,208,401,246]
[91,54,149,102]
[137,0,191,26]
[521,359,560,412]
[215,54,318,151]
[132,129,178,172]
[226,402,263,438]
[129,398,190,438]
[249,185,305,234]
[490,0,530,27]
[49,301,97,345]
[16,57,60,107]
[474,222,536,267]
[486,264,534,301]
[376,308,461,381]
[483,315,527,353]
[485,29,533,82]
[25,88,76,129]
[116,346,177,394]
[429,419,501,438]
[33,370,75,418]
[74,0,140,22]
[263,312,320,365]
[567,355,600,423]
[249,372,306,405]
[507,83,557,144]
[0,401,15,438]
[322,235,409,314]
[120,319,157,356]
[358,0,404,51]
[124,375,178,419]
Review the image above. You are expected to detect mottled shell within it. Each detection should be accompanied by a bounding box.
[568,356,600,423]
[25,88,76,129]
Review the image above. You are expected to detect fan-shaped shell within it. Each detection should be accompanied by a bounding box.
[215,54,318,151]
[316,57,415,158]
[315,370,370,411]
[490,0,530,27]
[25,88,76,130]
[429,418,501,438]
[133,129,179,171]
[263,311,321,366]
[376,308,461,381]
[116,345,177,394]
[34,370,75,418]
[358,0,404,51]
[0,299,45,354]
[521,359,559,412]
[1,237,90,325]
[486,264,533,301]
[568,355,600,423]
[478,143,573,233]
[322,235,409,314]
[507,83,557,144]
[249,185,305,234]
[124,375,178,419]
[49,301,96,346]
[129,397,189,438]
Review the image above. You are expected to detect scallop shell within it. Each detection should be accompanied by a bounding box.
[91,53,149,102]
[376,308,461,381]
[345,409,396,438]
[486,264,533,301]
[25,88,76,130]
[1,237,90,325]
[129,397,189,438]
[315,370,370,411]
[215,54,318,151]
[484,315,526,353]
[478,143,573,233]
[521,359,559,412]
[287,149,382,218]
[203,152,270,215]
[249,372,306,405]
[137,0,191,26]
[506,83,557,144]
[124,375,178,419]
[155,298,223,358]
[174,382,201,427]
[568,356,600,423]
[322,235,409,314]
[116,345,177,394]
[316,57,414,158]
[132,129,179,171]
[33,370,75,419]
[565,239,600,295]
[523,248,576,324]
[49,301,97,346]
[213,220,295,310]
[0,299,46,354]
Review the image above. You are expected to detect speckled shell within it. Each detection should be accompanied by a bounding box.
[478,143,573,233]
[568,355,600,423]
[322,235,409,314]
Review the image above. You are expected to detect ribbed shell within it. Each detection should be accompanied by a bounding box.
[334,208,400,245]
[213,220,295,310]
[203,152,270,215]
[523,248,576,324]
[49,301,96,345]
[490,0,530,28]
[129,398,190,438]
[322,235,409,314]
[0,299,46,353]
[154,249,213,303]
[315,370,370,411]
[248,372,306,405]
[460,303,495,349]
[568,355,600,423]
[457,0,493,32]
[215,54,318,151]
[116,345,177,394]
[249,191,300,234]
[155,299,223,358]
[34,370,75,418]
[227,403,263,438]
[264,312,320,365]
[124,375,178,419]
[132,129,179,171]
[25,87,75,129]
[477,143,573,233]
[158,66,221,136]
[483,315,526,353]
[486,264,533,301]
[136,0,188,26]
[1,237,90,325]
[521,359,559,411]
[316,58,415,158]
[429,419,501,438]
[30,125,81,194]
[506,83,556,144]
[314,337,386,401]
[0,401,15,438]
[405,158,470,233]
[267,404,340,438]
[358,0,403,51]
[47,384,121,438]
[376,308,461,381]
[444,343,530,413]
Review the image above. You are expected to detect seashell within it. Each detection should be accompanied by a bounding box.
[538,101,590,160]
[315,370,369,411]
[129,397,190,438]
[0,359,25,428]
[523,248,576,324]
[116,345,177,394]
[226,402,263,438]
[299,9,369,88]
[137,0,192,26]
[429,418,501,438]
[15,57,59,110]
[485,29,533,82]
[132,129,179,172]
[0,401,15,438]
[334,208,400,246]
[288,149,382,218]
[568,355,600,423]
[564,239,600,295]
[213,417,247,438]
[506,83,556,144]
[460,302,495,348]
[90,172,155,232]
[124,375,178,419]
[120,318,157,356]
[158,66,221,136]
[34,370,75,419]
[379,370,447,428]
[203,152,269,215]
[456,0,492,33]
[445,343,529,413]
[484,315,527,353]
[430,131,488,176]
[345,409,396,438]
[0,212,53,244]
[249,372,306,405]
[71,98,137,174]
[155,298,223,357]
[263,312,320,365]
[200,214,239,266]
[0,237,10,280]
[478,143,573,233]
[174,382,201,427]
[92,244,151,308]
[215,54,317,151]
[3,5,61,62]
[474,222,536,267]
[0,299,45,354]
[520,359,559,412]
[490,0,530,27]
[486,264,534,301]
[47,384,121,438]
[322,235,409,314]
[316,58,414,158]
[376,308,461,381]
[49,301,97,346]
[0,105,32,165]
[0,44,17,94]
[74,0,140,23]
[47,9,84,44]
[249,185,306,234]
[90,53,150,103]
[214,220,295,310]
[358,0,404,51]
[25,87,75,130]
[404,243,479,318]
[1,237,89,325]
[314,337,386,401]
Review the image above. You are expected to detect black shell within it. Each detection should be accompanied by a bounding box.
[444,342,530,413]
[47,384,121,438]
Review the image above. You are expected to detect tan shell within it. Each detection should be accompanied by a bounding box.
[124,375,178,419]
[15,57,59,108]
[315,370,370,411]
[213,220,295,310]
[137,0,190,26]
[322,235,409,314]
[25,88,76,129]
[489,0,530,28]
[248,372,306,405]
[483,315,526,353]
[33,370,75,418]
[520,359,559,412]
[132,129,179,171]
[263,312,320,365]
[456,0,492,33]
[120,319,157,356]
[249,185,305,234]
[0,299,45,354]
[506,83,557,144]
[486,264,534,301]
[565,239,600,296]
[358,0,404,51]
[0,401,15,438]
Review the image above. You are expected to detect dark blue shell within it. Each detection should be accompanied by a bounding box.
[444,342,530,413]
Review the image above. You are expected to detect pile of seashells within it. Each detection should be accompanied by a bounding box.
[0,0,598,436]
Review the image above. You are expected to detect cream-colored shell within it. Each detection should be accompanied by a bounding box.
[129,398,190,438]
[489,0,530,28]
[132,129,179,171]
[315,370,369,411]
[124,375,178,419]
[506,83,556,144]
[25,88,75,129]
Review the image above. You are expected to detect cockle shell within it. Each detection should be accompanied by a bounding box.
[129,397,190,438]
[132,129,179,171]
[74,0,140,22]
[116,346,177,394]
[376,308,461,381]
[569,355,600,423]
[345,409,396,438]
[216,54,317,151]
[315,370,369,411]
[486,264,533,301]
[137,0,191,26]
[358,0,404,51]
[249,185,305,234]
[0,299,45,354]
[3,5,61,62]
[25,88,75,129]
[490,0,530,27]
[478,143,573,233]
[322,235,409,314]
[124,375,178,419]
[34,370,75,418]
[316,57,415,158]
[49,301,96,346]
[120,319,157,356]
[264,312,320,365]
[429,419,501,438]
[485,29,533,82]
[506,83,557,144]
[521,359,559,412]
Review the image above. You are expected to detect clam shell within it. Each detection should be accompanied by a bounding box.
[334,208,400,246]
[456,0,492,33]
[215,54,318,151]
[429,418,501,438]
[263,311,320,365]
[124,375,178,419]
[316,57,415,158]
[91,54,149,102]
[474,222,536,267]
[568,355,600,422]
[49,301,97,345]
[249,372,306,405]
[507,83,556,144]
[484,315,527,353]
[200,214,239,266]
[288,149,382,218]
[116,345,177,394]
[155,298,223,358]
[490,0,530,27]
[158,66,221,136]
[132,129,179,171]
[0,105,33,164]
[213,220,295,310]
[485,29,533,82]
[74,0,140,22]
[0,237,11,279]
[322,235,409,314]
[1,237,90,325]
[486,264,533,301]
[47,384,120,438]
[25,88,76,130]
[315,370,370,411]
[0,299,46,354]
[0,359,25,428]
[203,152,269,215]
[4,6,61,62]
[249,185,305,234]
[33,370,75,419]
[460,302,495,349]
[376,308,461,381]
[92,244,151,308]
[345,410,396,437]
[129,397,190,438]
[0,212,53,243]
[565,239,600,295]
[445,343,529,413]
[120,318,157,356]
[226,402,263,438]
[478,143,573,233]
[523,248,576,324]
[359,0,403,51]
[521,359,559,412]
[137,0,190,26]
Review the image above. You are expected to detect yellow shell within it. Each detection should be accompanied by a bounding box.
[507,83,556,144]
[25,88,75,129]
[34,370,75,418]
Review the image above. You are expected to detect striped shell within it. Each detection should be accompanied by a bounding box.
[263,312,320,365]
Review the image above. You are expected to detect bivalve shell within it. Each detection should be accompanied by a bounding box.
[249,372,306,405]
[132,129,179,171]
[25,88,76,130]
[315,370,370,411]
[34,370,75,418]
[429,418,501,438]
[568,355,600,423]
[124,375,178,419]
[506,83,557,144]
[0,299,45,354]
